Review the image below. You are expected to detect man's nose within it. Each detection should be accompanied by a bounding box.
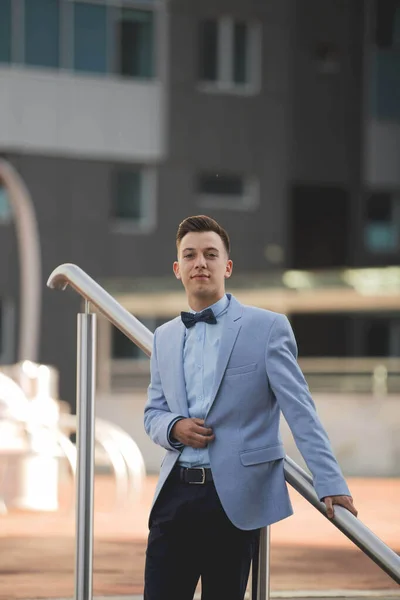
[194,253,207,268]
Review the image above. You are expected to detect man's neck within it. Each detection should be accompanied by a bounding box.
[188,293,225,312]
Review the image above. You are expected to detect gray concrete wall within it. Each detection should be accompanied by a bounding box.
[165,0,294,271]
[96,390,400,477]
[291,0,365,185]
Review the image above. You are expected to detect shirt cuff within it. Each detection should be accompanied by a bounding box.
[167,416,185,449]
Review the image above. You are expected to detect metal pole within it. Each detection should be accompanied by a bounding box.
[75,306,96,600]
[0,160,41,362]
[256,526,271,600]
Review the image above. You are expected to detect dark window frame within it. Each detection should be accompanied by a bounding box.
[364,190,400,255]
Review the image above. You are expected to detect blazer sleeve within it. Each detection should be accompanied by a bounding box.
[144,329,185,451]
[265,313,351,500]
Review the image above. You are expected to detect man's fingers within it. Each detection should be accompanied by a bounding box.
[189,432,215,448]
[322,496,359,520]
[323,497,334,519]
[192,424,213,436]
[339,497,358,517]
[190,419,213,435]
[171,418,215,447]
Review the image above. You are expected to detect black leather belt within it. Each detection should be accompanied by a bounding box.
[173,466,213,484]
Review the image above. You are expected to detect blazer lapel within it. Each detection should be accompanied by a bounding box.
[169,321,190,417]
[207,296,243,415]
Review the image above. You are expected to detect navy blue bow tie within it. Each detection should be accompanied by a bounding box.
[181,308,217,328]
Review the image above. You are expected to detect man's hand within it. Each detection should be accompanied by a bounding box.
[171,418,215,448]
[322,495,358,519]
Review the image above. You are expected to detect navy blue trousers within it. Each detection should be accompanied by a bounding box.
[144,469,260,600]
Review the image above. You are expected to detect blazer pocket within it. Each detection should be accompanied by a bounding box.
[225,362,257,377]
[240,444,286,466]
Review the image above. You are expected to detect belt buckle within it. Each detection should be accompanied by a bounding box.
[189,467,206,484]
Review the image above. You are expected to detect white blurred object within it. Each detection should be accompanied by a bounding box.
[0,371,30,422]
[0,365,61,511]
[0,362,146,513]
[17,362,60,511]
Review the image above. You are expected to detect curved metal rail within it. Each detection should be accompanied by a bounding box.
[59,414,145,507]
[48,263,152,357]
[47,263,400,585]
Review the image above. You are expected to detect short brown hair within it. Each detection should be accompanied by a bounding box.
[176,215,230,256]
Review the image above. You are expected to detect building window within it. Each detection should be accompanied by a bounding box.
[73,2,108,74]
[0,184,11,223]
[112,323,148,360]
[198,17,261,93]
[375,0,400,49]
[0,0,11,63]
[2,1,157,80]
[196,172,259,210]
[199,19,218,82]
[364,192,400,253]
[371,1,400,120]
[117,9,154,78]
[112,317,165,360]
[24,0,60,68]
[233,21,248,84]
[111,168,157,232]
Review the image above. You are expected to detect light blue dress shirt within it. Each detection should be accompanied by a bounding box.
[170,294,230,468]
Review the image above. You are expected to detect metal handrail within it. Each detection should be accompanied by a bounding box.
[47,263,400,588]
[48,263,153,358]
[285,456,400,583]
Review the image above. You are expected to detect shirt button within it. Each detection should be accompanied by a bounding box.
[197,336,201,341]
[197,365,202,369]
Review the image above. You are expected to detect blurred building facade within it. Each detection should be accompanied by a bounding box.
[0,0,399,408]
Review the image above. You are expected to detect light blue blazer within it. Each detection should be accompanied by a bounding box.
[144,295,350,530]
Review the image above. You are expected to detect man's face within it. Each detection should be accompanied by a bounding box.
[173,231,233,309]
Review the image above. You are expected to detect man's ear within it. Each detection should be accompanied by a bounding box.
[224,259,233,279]
[173,261,181,280]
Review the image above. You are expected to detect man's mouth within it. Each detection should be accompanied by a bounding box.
[192,274,209,279]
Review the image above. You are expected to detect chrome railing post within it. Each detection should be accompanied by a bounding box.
[75,304,96,600]
[256,526,270,600]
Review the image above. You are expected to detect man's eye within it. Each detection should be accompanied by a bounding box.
[207,253,217,258]
[184,254,193,259]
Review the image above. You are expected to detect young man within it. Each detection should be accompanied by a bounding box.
[144,215,357,600]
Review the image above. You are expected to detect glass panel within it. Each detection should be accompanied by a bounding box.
[375,0,400,48]
[198,173,244,196]
[74,2,107,74]
[112,317,153,359]
[366,192,391,221]
[112,326,143,359]
[25,0,60,68]
[118,9,154,78]
[371,51,400,120]
[395,5,400,45]
[233,21,248,84]
[372,3,400,120]
[365,192,400,252]
[113,171,143,220]
[0,185,11,221]
[199,19,218,81]
[365,223,398,252]
[0,0,11,63]
[366,320,390,356]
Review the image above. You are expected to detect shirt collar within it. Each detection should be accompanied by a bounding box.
[190,294,230,318]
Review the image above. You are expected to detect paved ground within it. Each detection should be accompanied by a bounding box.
[0,476,399,599]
